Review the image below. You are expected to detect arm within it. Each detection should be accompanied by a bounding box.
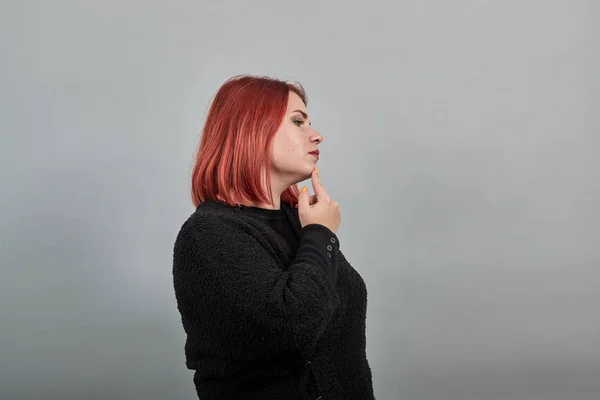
[295,223,340,286]
[173,214,341,363]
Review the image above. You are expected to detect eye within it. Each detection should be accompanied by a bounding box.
[293,119,304,126]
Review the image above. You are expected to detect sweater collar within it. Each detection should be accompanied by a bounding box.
[197,199,303,239]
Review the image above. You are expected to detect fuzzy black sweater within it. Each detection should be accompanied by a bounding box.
[173,199,374,399]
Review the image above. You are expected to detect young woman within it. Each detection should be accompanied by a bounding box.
[173,75,374,399]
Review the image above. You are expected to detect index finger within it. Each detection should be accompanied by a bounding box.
[311,169,330,201]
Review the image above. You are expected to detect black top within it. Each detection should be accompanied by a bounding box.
[238,205,302,254]
[172,200,374,399]
[238,205,337,278]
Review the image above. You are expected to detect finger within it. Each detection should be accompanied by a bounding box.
[297,186,310,210]
[297,193,317,207]
[311,169,330,201]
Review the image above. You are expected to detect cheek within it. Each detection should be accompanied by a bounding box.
[273,128,303,156]
[287,135,303,153]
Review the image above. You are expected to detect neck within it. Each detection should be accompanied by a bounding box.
[256,184,285,210]
[258,198,281,210]
[249,175,292,210]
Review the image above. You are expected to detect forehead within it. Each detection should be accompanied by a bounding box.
[286,91,307,113]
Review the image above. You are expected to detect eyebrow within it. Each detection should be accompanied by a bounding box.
[291,110,308,119]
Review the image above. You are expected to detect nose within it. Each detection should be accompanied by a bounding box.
[310,129,323,144]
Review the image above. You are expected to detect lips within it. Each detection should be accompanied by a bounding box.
[309,150,320,157]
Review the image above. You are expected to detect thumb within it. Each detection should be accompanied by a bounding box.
[297,186,309,210]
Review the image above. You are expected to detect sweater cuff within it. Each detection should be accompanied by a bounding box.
[297,224,340,285]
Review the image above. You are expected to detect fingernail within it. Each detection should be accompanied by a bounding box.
[301,186,308,193]
[314,167,319,175]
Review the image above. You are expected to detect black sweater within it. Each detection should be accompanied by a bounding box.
[172,199,374,399]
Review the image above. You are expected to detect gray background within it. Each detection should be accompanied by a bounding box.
[1,0,598,399]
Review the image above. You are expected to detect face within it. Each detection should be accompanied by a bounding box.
[270,91,323,186]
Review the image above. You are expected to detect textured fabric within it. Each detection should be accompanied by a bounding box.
[173,199,374,399]
[237,205,339,399]
[237,205,301,254]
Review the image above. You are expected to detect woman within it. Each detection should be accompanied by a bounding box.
[173,75,374,399]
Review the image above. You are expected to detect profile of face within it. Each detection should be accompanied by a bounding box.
[270,91,323,188]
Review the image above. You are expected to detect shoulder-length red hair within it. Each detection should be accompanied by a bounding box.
[191,75,306,208]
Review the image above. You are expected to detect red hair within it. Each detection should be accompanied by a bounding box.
[191,75,307,208]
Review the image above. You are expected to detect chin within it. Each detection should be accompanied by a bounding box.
[288,171,311,186]
[283,165,315,185]
[303,166,315,178]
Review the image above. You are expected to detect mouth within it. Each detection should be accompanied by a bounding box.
[308,150,320,158]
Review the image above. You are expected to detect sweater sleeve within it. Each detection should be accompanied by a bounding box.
[296,224,340,286]
[172,214,341,366]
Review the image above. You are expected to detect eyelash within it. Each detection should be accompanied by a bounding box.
[293,119,304,126]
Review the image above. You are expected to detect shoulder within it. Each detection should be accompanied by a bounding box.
[174,201,257,250]
[172,202,279,274]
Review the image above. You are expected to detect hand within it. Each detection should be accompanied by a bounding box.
[297,169,342,234]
